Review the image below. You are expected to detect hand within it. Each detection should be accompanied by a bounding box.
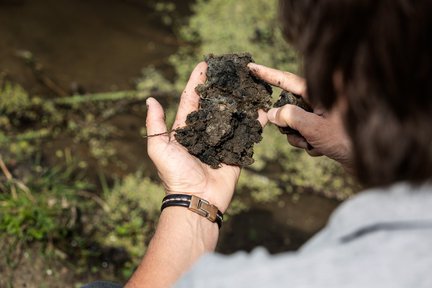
[129,63,269,288]
[146,62,267,212]
[248,63,353,172]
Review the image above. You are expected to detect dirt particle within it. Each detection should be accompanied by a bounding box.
[175,53,272,168]
[273,90,312,135]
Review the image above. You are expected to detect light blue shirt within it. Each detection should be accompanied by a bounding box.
[175,182,432,288]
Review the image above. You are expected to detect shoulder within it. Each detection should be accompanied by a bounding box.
[175,182,432,288]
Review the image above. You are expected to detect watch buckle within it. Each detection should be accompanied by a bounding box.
[189,195,218,222]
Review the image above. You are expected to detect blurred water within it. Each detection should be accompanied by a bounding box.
[0,0,190,94]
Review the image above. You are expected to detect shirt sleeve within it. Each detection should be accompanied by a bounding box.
[174,229,432,288]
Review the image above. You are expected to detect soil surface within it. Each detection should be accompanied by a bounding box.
[274,90,312,135]
[175,53,273,168]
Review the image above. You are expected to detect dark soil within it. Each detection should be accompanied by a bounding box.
[175,53,273,168]
[273,90,312,135]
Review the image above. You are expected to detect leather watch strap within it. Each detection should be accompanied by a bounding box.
[161,194,223,229]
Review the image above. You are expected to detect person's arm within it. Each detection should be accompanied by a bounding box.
[125,208,218,288]
[248,63,353,172]
[125,62,266,287]
[125,62,351,288]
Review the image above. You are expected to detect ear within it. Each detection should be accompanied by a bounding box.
[333,70,344,95]
[330,70,349,116]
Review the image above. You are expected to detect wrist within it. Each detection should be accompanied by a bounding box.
[159,206,219,252]
[125,204,219,288]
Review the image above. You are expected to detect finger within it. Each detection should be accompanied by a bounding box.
[286,133,323,157]
[248,63,306,97]
[286,134,308,149]
[313,106,327,116]
[146,97,168,144]
[267,105,321,138]
[172,62,208,130]
[257,109,268,127]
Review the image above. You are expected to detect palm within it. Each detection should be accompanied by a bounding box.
[151,138,239,212]
[146,62,242,213]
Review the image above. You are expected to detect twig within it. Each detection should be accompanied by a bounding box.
[53,90,173,105]
[0,155,17,199]
[0,128,51,144]
[76,190,110,212]
[0,155,33,201]
[16,50,69,97]
[54,90,140,105]
[0,155,13,179]
[142,131,173,138]
[12,179,33,202]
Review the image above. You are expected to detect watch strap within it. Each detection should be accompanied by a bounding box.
[161,194,223,229]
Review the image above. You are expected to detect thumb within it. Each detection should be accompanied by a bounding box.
[267,105,319,137]
[146,97,168,144]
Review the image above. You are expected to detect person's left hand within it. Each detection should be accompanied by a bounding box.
[146,62,267,212]
[248,63,353,172]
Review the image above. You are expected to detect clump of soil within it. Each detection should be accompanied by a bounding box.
[273,90,312,135]
[174,53,272,168]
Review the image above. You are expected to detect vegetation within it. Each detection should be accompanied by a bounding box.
[0,0,358,286]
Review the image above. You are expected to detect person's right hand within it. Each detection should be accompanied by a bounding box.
[248,63,353,172]
[146,62,267,213]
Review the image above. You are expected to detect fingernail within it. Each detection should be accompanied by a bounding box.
[146,97,152,107]
[298,140,309,149]
[247,62,259,72]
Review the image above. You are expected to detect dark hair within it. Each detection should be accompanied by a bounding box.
[280,0,432,187]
